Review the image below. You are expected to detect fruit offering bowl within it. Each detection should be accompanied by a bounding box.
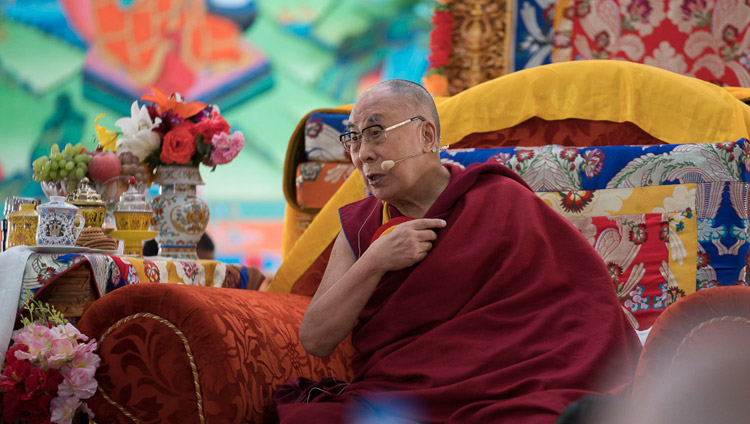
[33,142,92,198]
[40,181,69,200]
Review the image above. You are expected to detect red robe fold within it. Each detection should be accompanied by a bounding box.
[277,162,642,423]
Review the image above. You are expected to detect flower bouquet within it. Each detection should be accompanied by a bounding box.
[32,87,245,194]
[31,88,245,231]
[115,87,245,173]
[1,295,100,424]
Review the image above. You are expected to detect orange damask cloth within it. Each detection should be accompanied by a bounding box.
[77,283,355,423]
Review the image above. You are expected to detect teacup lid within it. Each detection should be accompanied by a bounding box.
[38,196,78,212]
[116,177,151,212]
[67,178,105,206]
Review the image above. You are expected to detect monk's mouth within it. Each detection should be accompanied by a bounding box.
[367,174,384,185]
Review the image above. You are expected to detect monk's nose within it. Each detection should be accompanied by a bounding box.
[357,141,377,163]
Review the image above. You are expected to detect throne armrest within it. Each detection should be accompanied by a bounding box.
[77,283,354,424]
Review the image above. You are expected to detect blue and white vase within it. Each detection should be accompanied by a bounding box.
[150,166,210,259]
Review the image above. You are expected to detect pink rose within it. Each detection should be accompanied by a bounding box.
[208,131,245,165]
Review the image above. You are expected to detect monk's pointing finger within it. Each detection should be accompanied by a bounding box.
[412,219,446,229]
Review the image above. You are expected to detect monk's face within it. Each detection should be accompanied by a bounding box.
[348,86,429,202]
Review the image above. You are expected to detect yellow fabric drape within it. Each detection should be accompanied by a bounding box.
[267,60,750,293]
[438,61,750,146]
[723,86,750,102]
[272,173,365,291]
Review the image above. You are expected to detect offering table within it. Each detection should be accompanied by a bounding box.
[4,248,265,324]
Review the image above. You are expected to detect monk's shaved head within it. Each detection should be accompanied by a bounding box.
[374,79,440,140]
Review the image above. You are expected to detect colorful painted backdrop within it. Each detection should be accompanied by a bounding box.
[0,0,433,273]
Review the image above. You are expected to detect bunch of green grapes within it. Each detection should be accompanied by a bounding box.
[32,143,92,192]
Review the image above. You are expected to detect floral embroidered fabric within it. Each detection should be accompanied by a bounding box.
[295,162,356,210]
[569,212,691,329]
[441,139,750,328]
[18,252,263,310]
[513,0,750,86]
[304,113,350,162]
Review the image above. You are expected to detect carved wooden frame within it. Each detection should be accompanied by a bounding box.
[445,0,514,95]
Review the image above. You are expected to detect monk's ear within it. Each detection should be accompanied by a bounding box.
[421,120,438,153]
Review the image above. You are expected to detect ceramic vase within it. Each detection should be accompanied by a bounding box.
[150,166,210,259]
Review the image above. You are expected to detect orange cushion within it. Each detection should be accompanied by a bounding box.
[78,283,355,423]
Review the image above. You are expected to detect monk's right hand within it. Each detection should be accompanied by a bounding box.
[365,218,447,272]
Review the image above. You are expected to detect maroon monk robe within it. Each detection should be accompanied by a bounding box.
[276,162,642,423]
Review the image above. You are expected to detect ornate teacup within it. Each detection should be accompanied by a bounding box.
[36,196,85,246]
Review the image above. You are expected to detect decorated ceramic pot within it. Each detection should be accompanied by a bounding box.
[36,196,85,246]
[7,204,38,248]
[150,166,209,259]
[67,178,107,228]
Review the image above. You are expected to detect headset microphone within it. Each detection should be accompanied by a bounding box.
[380,145,449,171]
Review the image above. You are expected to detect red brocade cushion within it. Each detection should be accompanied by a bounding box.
[77,284,355,423]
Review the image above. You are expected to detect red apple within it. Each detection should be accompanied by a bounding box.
[88,151,122,183]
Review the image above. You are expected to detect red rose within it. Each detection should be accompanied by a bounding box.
[160,122,197,164]
[1,356,31,391]
[28,413,53,424]
[4,343,28,366]
[29,393,54,419]
[24,367,46,395]
[2,388,23,422]
[191,113,230,145]
[45,368,63,393]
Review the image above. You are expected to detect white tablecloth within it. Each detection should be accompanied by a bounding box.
[0,246,33,371]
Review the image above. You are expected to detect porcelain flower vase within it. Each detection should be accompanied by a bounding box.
[150,166,210,259]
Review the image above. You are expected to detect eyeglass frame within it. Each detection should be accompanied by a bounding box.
[339,116,425,152]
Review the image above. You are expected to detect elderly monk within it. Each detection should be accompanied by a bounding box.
[274,80,642,423]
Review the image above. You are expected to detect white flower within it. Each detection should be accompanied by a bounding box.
[58,367,98,399]
[115,100,162,161]
[50,396,81,424]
